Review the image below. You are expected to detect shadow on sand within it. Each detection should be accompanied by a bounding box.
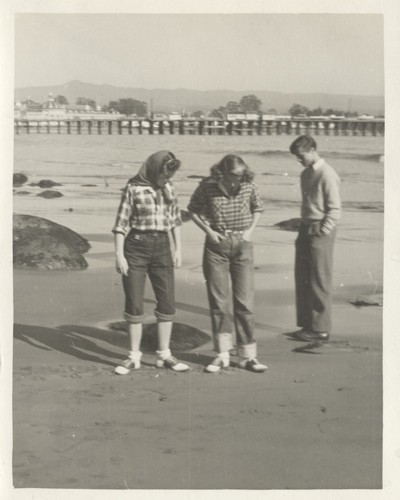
[13,322,214,368]
[14,323,125,367]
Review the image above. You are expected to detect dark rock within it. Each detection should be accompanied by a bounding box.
[37,179,62,188]
[275,218,302,232]
[108,321,211,352]
[13,173,28,186]
[37,190,63,199]
[180,210,192,223]
[14,191,31,196]
[187,175,205,179]
[343,201,384,213]
[13,214,90,270]
[350,294,383,307]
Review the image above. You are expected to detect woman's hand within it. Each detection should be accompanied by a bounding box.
[173,249,182,268]
[115,254,129,276]
[206,228,224,244]
[242,229,253,242]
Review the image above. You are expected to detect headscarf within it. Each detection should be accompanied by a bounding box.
[130,150,180,204]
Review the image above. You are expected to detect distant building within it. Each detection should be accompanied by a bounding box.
[227,113,246,121]
[14,92,123,121]
[168,112,182,121]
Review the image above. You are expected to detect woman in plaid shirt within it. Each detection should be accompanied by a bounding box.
[112,150,189,375]
[188,154,267,373]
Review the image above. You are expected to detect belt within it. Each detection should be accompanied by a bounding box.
[130,229,167,236]
[219,229,245,236]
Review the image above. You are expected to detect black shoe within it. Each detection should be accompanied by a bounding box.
[294,330,330,342]
[238,358,268,372]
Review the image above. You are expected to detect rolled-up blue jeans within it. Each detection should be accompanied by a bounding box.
[203,235,255,352]
[122,230,175,323]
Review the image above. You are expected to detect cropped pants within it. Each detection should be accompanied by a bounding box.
[122,230,175,323]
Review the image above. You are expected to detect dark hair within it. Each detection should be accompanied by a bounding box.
[289,135,317,155]
[210,154,254,182]
[163,152,181,174]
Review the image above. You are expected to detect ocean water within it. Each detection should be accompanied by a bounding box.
[13,134,384,234]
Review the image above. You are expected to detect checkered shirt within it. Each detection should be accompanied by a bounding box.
[112,181,182,235]
[187,178,264,232]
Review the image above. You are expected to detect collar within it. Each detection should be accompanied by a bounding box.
[217,179,243,197]
[132,182,172,196]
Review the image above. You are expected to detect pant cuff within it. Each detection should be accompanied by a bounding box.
[124,311,145,324]
[215,333,234,353]
[238,342,257,359]
[155,309,175,322]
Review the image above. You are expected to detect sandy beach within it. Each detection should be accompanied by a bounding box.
[12,134,383,489]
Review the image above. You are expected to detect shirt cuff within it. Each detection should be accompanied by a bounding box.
[112,227,128,236]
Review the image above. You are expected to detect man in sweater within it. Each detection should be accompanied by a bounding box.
[289,135,341,342]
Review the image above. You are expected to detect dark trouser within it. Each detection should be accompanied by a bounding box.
[203,235,255,354]
[295,222,336,333]
[122,230,175,323]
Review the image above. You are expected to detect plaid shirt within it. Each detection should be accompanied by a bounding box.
[112,181,182,235]
[187,178,264,232]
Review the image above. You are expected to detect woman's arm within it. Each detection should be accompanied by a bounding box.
[189,212,224,243]
[112,183,133,275]
[170,225,182,267]
[114,232,129,275]
[243,211,262,241]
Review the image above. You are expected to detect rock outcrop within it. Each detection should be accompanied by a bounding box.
[13,173,28,186]
[274,218,302,232]
[180,210,192,223]
[37,190,63,199]
[30,179,62,188]
[13,214,90,270]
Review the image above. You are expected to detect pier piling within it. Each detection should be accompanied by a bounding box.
[14,118,384,137]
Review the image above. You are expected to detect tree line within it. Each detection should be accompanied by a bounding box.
[18,93,374,118]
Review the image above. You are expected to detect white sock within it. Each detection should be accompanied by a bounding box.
[218,352,230,360]
[128,351,142,361]
[156,349,171,360]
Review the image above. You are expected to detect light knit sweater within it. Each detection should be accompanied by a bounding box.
[300,158,341,234]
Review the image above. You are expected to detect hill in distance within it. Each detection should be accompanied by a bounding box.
[14,80,385,115]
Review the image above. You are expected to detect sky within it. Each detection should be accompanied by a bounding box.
[14,13,384,95]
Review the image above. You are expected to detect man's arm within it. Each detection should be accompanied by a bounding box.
[321,169,341,235]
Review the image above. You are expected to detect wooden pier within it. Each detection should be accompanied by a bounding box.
[14,118,385,137]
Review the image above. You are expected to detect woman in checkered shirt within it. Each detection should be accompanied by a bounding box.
[112,150,189,375]
[188,154,268,373]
